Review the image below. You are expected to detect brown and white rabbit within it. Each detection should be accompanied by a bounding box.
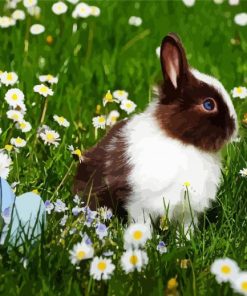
[74,33,237,233]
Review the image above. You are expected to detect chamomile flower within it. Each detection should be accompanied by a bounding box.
[0,16,16,28]
[7,110,24,122]
[1,71,18,86]
[27,6,41,17]
[90,256,115,280]
[16,120,32,133]
[103,90,116,106]
[229,0,239,5]
[128,16,142,27]
[12,10,26,21]
[30,24,45,35]
[182,0,196,7]
[232,272,247,296]
[67,0,79,4]
[90,6,100,16]
[210,258,239,283]
[69,242,94,265]
[52,2,68,15]
[121,249,148,273]
[10,137,27,148]
[239,168,247,177]
[40,129,60,147]
[0,152,12,179]
[113,90,128,102]
[120,99,136,114]
[33,84,54,97]
[4,88,24,108]
[73,2,91,18]
[124,223,151,249]
[53,115,70,127]
[106,110,120,126]
[23,0,37,8]
[92,115,106,129]
[39,74,58,84]
[234,13,247,26]
[231,86,247,99]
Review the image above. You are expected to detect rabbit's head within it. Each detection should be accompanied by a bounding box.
[155,33,237,152]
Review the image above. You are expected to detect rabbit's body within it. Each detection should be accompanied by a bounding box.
[74,33,237,232]
[123,104,221,226]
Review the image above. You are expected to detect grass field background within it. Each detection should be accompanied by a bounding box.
[0,0,247,295]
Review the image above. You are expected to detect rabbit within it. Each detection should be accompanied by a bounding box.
[74,33,237,234]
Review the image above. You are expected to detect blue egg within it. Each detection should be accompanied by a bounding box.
[9,192,46,246]
[0,177,15,213]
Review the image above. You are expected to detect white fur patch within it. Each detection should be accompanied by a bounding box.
[123,110,221,225]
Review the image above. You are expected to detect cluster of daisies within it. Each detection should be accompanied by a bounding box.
[211,257,247,295]
[92,90,136,130]
[43,196,167,280]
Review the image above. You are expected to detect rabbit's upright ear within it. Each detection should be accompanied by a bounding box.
[160,33,189,89]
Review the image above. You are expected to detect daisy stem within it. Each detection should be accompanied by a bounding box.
[50,160,74,201]
[40,97,48,125]
[94,128,98,140]
[14,152,20,183]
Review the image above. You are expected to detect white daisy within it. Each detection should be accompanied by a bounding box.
[231,86,247,99]
[156,46,161,58]
[92,115,106,129]
[4,88,24,108]
[30,24,45,35]
[232,272,247,296]
[239,168,247,177]
[128,16,142,27]
[52,2,68,15]
[10,137,27,148]
[90,256,115,280]
[12,10,26,21]
[40,129,60,146]
[7,110,24,122]
[120,99,137,114]
[39,74,58,84]
[73,2,91,18]
[210,258,239,283]
[229,0,239,5]
[23,0,37,8]
[106,110,120,126]
[124,223,151,249]
[69,242,94,265]
[234,13,247,26]
[182,0,196,7]
[1,71,18,86]
[33,84,54,97]
[121,249,148,273]
[0,152,12,179]
[16,120,32,133]
[67,0,79,4]
[27,6,41,17]
[90,6,100,17]
[113,90,128,102]
[53,115,70,127]
[213,0,224,3]
[0,16,16,28]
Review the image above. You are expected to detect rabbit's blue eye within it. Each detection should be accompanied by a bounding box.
[203,98,215,111]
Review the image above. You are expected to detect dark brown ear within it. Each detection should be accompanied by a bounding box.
[160,33,189,89]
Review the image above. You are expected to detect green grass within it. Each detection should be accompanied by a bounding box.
[0,0,247,295]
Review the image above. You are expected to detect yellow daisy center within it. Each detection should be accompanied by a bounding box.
[80,7,86,13]
[125,102,132,109]
[236,87,243,94]
[76,250,86,260]
[241,281,247,292]
[133,230,143,240]
[46,74,53,81]
[73,149,82,157]
[97,261,107,271]
[117,91,124,96]
[46,133,55,141]
[12,114,19,120]
[5,144,13,152]
[57,116,65,123]
[221,265,231,274]
[111,116,117,122]
[105,92,113,102]
[7,73,13,81]
[40,86,48,93]
[184,181,190,187]
[98,116,105,123]
[20,122,27,129]
[16,137,23,144]
[12,93,18,100]
[129,255,138,265]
